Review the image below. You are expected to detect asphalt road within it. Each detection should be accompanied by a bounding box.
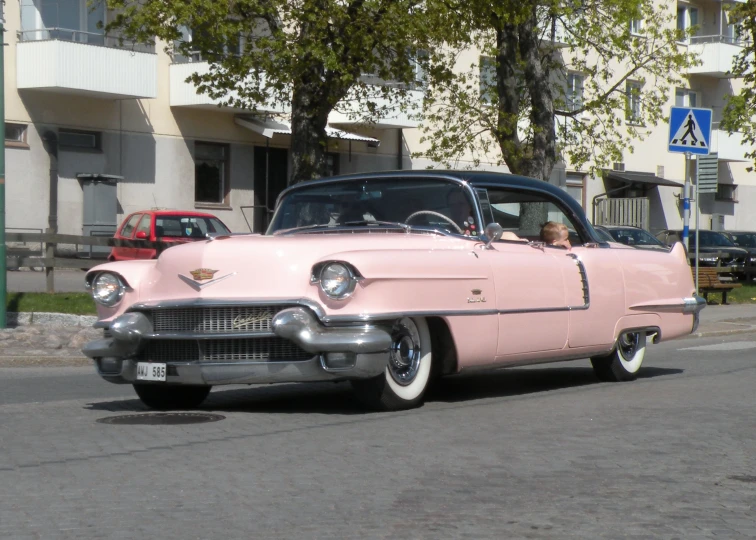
[1,332,755,539]
[6,269,88,293]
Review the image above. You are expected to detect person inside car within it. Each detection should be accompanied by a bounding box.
[541,221,572,249]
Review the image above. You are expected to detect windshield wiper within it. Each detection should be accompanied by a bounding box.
[274,224,334,235]
[340,220,410,232]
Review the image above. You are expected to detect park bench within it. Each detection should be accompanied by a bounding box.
[694,266,741,304]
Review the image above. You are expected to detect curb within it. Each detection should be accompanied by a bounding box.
[6,312,97,327]
[0,356,91,367]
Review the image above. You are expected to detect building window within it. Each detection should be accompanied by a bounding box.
[565,174,585,209]
[5,123,29,148]
[625,81,642,124]
[59,129,101,151]
[716,184,738,202]
[195,142,230,205]
[630,18,643,35]
[326,153,340,177]
[21,0,105,45]
[479,56,497,104]
[675,88,698,108]
[677,6,699,42]
[566,73,584,112]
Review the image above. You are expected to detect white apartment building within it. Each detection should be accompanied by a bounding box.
[3,0,753,242]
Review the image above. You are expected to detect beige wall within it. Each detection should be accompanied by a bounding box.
[5,0,756,236]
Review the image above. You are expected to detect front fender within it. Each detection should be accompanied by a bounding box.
[86,260,157,321]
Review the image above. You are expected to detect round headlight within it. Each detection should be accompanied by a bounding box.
[92,272,124,307]
[320,263,355,299]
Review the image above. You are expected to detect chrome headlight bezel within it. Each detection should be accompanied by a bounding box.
[88,272,126,307]
[312,262,361,300]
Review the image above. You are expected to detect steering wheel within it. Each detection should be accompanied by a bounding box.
[405,210,464,235]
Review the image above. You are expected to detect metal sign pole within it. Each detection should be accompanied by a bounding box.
[0,10,6,329]
[694,155,699,294]
[682,153,690,252]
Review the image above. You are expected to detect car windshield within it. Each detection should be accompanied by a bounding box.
[729,233,756,248]
[155,216,230,238]
[691,230,736,247]
[608,228,665,247]
[267,178,477,236]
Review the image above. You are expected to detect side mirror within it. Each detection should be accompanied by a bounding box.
[135,231,148,240]
[484,223,504,249]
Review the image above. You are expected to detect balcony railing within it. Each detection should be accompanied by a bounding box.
[17,29,158,99]
[690,34,751,47]
[18,28,155,54]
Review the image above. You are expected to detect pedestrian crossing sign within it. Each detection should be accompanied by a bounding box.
[668,106,712,155]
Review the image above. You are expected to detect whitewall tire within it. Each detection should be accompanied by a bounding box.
[351,317,433,411]
[590,331,647,382]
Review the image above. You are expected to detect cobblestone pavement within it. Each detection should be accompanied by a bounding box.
[1,334,755,539]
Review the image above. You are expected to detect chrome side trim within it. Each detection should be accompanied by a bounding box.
[567,253,590,309]
[321,305,595,324]
[322,309,499,324]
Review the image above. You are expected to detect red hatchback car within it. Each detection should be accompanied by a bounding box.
[109,210,231,261]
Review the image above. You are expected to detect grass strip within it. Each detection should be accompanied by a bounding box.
[6,292,96,315]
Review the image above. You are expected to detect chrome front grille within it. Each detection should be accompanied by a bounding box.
[147,305,293,334]
[138,338,312,363]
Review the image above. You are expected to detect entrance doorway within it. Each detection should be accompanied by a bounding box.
[253,146,288,233]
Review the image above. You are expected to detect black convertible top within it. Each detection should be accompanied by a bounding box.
[276,170,601,242]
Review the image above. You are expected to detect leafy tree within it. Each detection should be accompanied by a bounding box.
[419,0,697,182]
[721,1,756,170]
[103,0,431,183]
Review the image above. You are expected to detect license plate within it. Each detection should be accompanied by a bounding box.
[136,362,167,381]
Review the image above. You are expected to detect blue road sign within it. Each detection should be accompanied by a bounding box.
[668,107,712,155]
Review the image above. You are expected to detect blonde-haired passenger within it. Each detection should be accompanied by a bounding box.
[540,221,572,249]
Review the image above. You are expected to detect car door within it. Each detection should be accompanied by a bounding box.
[113,213,142,260]
[477,188,586,356]
[134,214,154,259]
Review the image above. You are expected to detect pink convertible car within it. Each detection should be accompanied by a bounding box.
[83,171,704,411]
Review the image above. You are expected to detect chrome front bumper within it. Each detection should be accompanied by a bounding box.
[83,307,392,385]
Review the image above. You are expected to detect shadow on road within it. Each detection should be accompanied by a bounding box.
[425,365,682,404]
[84,365,683,415]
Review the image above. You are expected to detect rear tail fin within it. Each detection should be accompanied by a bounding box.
[670,241,689,265]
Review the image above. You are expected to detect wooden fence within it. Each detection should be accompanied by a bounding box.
[594,197,650,230]
[5,231,176,293]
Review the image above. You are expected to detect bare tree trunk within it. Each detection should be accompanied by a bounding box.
[289,85,331,184]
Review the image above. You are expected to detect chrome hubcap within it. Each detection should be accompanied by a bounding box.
[618,332,639,359]
[388,318,421,386]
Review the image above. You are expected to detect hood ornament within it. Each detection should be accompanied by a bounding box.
[178,268,236,290]
[190,268,218,281]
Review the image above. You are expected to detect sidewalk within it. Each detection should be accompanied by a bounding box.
[690,302,756,338]
[1,302,755,367]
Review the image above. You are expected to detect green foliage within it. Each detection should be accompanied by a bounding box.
[102,0,434,182]
[720,2,756,171]
[6,293,96,315]
[419,0,697,180]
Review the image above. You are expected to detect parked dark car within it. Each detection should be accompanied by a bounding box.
[597,225,669,251]
[656,229,749,278]
[720,231,756,280]
[593,226,615,243]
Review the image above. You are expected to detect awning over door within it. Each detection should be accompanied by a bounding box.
[235,116,380,144]
[605,170,684,188]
